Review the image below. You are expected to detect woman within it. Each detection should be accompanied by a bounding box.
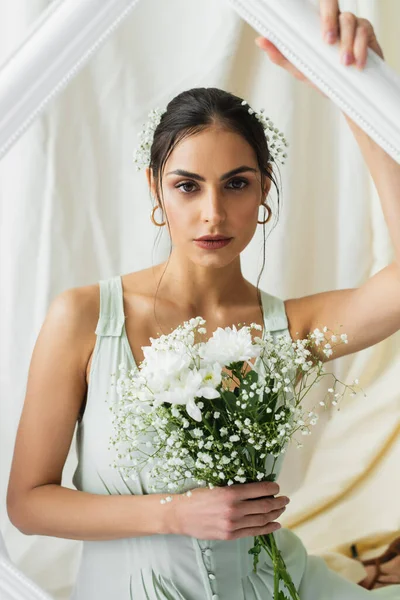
[6,1,400,598]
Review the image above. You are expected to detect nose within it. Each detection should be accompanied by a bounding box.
[201,188,227,224]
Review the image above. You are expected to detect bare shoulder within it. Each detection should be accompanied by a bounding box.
[37,283,101,374]
[51,282,100,331]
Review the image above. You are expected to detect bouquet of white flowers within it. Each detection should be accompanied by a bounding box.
[108,317,361,600]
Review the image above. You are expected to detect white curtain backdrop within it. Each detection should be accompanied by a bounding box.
[0,0,399,598]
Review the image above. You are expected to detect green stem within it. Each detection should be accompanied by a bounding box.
[249,533,301,600]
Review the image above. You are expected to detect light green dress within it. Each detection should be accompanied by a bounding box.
[71,275,399,599]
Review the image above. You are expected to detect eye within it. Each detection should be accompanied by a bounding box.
[175,177,249,194]
[227,177,248,190]
[176,181,197,194]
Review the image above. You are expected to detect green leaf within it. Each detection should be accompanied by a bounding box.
[245,444,256,464]
[227,360,245,372]
[221,389,240,413]
[245,369,259,385]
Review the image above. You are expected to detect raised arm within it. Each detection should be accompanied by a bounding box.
[256,1,400,362]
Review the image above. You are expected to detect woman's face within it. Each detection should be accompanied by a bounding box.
[146,125,271,267]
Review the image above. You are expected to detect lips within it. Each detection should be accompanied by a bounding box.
[193,237,233,249]
[195,236,231,241]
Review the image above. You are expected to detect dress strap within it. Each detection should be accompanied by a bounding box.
[260,289,288,332]
[95,275,125,337]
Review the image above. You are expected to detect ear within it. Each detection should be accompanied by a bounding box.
[262,168,273,198]
[145,167,158,200]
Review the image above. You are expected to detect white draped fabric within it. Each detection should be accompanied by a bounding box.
[0,0,399,598]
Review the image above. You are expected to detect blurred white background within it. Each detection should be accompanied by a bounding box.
[0,0,399,597]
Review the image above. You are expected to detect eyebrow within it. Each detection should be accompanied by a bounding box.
[166,165,258,181]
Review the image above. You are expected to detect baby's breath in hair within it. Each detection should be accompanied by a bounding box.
[132,107,166,171]
[132,100,289,171]
[240,100,288,165]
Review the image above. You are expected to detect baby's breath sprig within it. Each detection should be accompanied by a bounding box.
[132,107,166,171]
[240,100,288,165]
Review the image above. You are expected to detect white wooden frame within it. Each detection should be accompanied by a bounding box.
[227,0,400,163]
[0,0,399,162]
[0,0,140,160]
[0,533,52,600]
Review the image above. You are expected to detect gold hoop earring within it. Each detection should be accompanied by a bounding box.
[257,202,272,225]
[150,205,166,227]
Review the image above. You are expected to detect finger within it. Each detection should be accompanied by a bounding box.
[375,574,400,585]
[371,38,385,60]
[255,38,287,64]
[357,18,385,60]
[240,495,289,517]
[235,506,286,530]
[338,12,357,65]
[255,38,307,82]
[235,480,280,500]
[353,21,370,69]
[320,0,340,43]
[228,521,282,540]
[234,496,288,519]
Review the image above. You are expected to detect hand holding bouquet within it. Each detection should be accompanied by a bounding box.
[109,317,361,600]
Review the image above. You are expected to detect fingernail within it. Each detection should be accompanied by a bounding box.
[325,30,336,43]
[342,52,353,66]
[284,497,290,505]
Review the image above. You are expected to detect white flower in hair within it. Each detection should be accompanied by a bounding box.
[240,100,289,165]
[132,107,167,171]
[132,100,289,171]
